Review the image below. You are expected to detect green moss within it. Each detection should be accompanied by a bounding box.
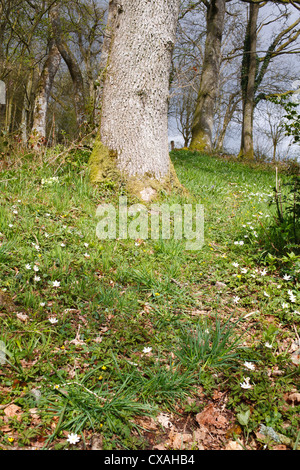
[88,138,120,183]
[89,138,187,200]
[238,148,255,160]
[189,132,210,153]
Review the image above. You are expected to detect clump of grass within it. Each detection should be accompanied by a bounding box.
[41,371,156,448]
[175,314,247,371]
[128,362,198,407]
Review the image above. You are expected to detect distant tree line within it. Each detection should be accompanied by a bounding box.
[0,0,299,194]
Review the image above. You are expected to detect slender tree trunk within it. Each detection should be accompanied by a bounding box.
[94,1,119,127]
[189,0,226,152]
[214,92,240,151]
[0,80,5,129]
[90,0,182,200]
[50,5,86,130]
[30,41,61,147]
[239,3,259,160]
[20,70,34,144]
[5,97,13,133]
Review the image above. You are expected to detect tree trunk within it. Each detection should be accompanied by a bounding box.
[239,3,259,160]
[89,0,182,200]
[20,70,34,144]
[50,5,86,130]
[0,80,5,130]
[5,95,13,133]
[94,1,119,126]
[214,92,240,151]
[30,41,61,147]
[189,0,226,153]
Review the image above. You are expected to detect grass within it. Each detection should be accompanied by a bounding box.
[0,148,299,450]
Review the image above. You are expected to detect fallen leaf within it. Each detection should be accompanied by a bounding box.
[225,440,244,450]
[135,416,157,431]
[93,336,102,343]
[157,413,173,429]
[16,313,28,322]
[153,444,166,450]
[287,392,300,405]
[1,425,11,432]
[4,404,22,419]
[212,390,225,401]
[215,281,227,290]
[90,434,103,450]
[196,405,228,429]
[193,428,208,444]
[168,430,193,450]
[291,349,300,366]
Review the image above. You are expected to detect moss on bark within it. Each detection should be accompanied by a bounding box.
[189,131,211,153]
[88,138,187,201]
[238,147,255,160]
[89,138,120,183]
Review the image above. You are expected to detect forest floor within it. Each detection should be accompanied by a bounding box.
[0,147,299,451]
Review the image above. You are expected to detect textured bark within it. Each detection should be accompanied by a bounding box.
[20,70,34,143]
[214,92,240,151]
[90,0,181,199]
[189,0,226,152]
[94,1,119,126]
[239,10,300,159]
[239,3,259,160]
[31,41,61,145]
[50,5,86,129]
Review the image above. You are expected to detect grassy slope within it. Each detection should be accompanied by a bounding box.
[0,149,299,450]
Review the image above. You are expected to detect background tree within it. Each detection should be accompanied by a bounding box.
[50,2,87,130]
[239,2,300,159]
[0,0,105,144]
[168,1,206,146]
[30,39,61,147]
[189,0,226,152]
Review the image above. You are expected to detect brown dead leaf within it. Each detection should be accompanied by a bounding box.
[168,430,193,450]
[153,430,195,451]
[193,428,208,443]
[291,350,300,366]
[30,438,46,449]
[16,313,29,322]
[63,308,80,314]
[1,425,11,432]
[271,445,288,450]
[225,424,243,439]
[196,405,228,429]
[50,416,59,430]
[135,416,158,431]
[287,392,300,406]
[4,404,22,420]
[99,327,109,333]
[93,336,103,343]
[225,440,244,450]
[190,309,211,316]
[157,413,173,429]
[212,390,225,401]
[90,434,103,450]
[143,303,152,314]
[153,444,167,450]
[215,281,227,290]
